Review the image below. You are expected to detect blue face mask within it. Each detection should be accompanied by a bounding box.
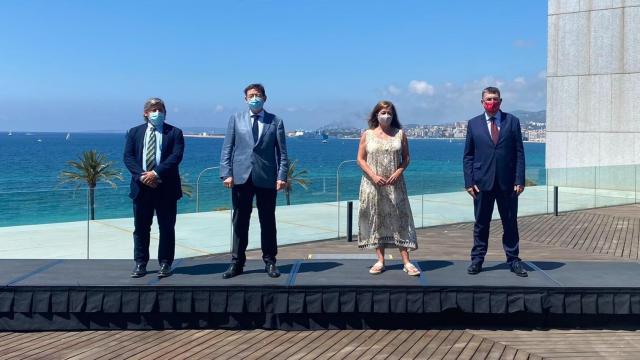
[148,111,165,128]
[247,97,264,112]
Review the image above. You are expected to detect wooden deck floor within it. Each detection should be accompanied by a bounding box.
[3,204,640,359]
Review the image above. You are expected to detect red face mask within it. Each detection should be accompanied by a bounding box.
[483,100,500,114]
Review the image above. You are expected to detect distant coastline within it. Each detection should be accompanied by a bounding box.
[184,134,224,139]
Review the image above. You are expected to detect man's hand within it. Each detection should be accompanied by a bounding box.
[141,171,158,188]
[514,184,524,195]
[466,185,480,199]
[223,177,234,189]
[276,180,287,191]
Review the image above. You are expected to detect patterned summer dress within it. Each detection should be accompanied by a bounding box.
[358,129,418,250]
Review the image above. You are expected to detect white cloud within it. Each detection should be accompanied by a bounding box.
[214,105,224,112]
[382,71,547,124]
[387,85,402,95]
[408,80,435,95]
[513,39,533,48]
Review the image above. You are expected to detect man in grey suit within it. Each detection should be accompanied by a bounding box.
[220,83,289,278]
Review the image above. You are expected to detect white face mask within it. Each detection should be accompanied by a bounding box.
[378,114,392,126]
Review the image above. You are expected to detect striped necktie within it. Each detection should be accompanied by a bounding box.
[146,125,156,171]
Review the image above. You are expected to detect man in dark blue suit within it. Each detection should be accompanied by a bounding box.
[124,98,184,278]
[463,87,527,277]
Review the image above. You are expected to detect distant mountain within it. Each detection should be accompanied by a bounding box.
[511,110,546,124]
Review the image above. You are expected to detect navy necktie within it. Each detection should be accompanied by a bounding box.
[251,114,259,143]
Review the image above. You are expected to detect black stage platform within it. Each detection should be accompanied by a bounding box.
[1,259,640,330]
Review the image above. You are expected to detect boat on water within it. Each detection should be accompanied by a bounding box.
[36,139,42,142]
[65,132,71,140]
[321,132,329,143]
[7,131,12,136]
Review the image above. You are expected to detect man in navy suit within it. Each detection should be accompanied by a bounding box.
[124,98,184,278]
[220,84,289,279]
[463,87,527,277]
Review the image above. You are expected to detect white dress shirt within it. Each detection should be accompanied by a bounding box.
[250,110,265,139]
[142,122,163,177]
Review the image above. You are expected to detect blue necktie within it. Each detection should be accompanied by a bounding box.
[252,115,259,143]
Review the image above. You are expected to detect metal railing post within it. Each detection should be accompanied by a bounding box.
[86,188,90,260]
[196,166,220,212]
[554,186,559,216]
[347,201,353,242]
[336,160,357,239]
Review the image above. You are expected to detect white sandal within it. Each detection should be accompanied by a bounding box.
[403,262,420,276]
[369,261,385,274]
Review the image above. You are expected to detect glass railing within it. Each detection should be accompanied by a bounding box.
[1,164,638,259]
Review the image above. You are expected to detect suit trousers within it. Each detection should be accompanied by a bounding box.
[231,176,278,266]
[471,182,520,264]
[132,186,177,266]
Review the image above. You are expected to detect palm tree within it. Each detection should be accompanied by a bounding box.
[181,175,194,198]
[59,150,123,220]
[284,159,311,205]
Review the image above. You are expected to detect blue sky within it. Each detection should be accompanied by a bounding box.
[0,0,548,132]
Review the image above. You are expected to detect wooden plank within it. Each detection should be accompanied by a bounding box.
[499,346,518,360]
[244,330,306,360]
[328,330,390,360]
[326,330,377,360]
[155,330,229,360]
[75,330,189,359]
[109,330,183,360]
[131,330,206,360]
[214,330,277,360]
[5,331,102,359]
[414,330,455,359]
[29,331,135,360]
[313,330,365,360]
[428,330,464,360]
[191,330,272,360]
[485,342,506,360]
[369,330,414,360]
[470,338,497,360]
[455,334,484,360]
[352,330,403,360]
[113,330,221,360]
[579,213,604,251]
[263,331,327,360]
[297,330,362,360]
[177,330,248,359]
[442,331,474,360]
[397,329,441,359]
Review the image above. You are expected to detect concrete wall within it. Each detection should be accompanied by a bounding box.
[546,0,640,180]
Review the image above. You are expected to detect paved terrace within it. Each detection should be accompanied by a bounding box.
[2,204,640,359]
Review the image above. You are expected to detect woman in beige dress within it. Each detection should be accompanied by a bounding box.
[357,100,419,276]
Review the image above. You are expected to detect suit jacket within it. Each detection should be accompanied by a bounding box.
[124,122,184,201]
[219,110,289,189]
[463,111,525,191]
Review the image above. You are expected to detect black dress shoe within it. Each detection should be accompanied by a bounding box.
[266,263,280,278]
[510,261,528,277]
[222,264,243,279]
[130,263,147,278]
[158,263,172,278]
[467,262,482,275]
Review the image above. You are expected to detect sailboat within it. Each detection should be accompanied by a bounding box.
[7,131,12,136]
[65,132,71,141]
